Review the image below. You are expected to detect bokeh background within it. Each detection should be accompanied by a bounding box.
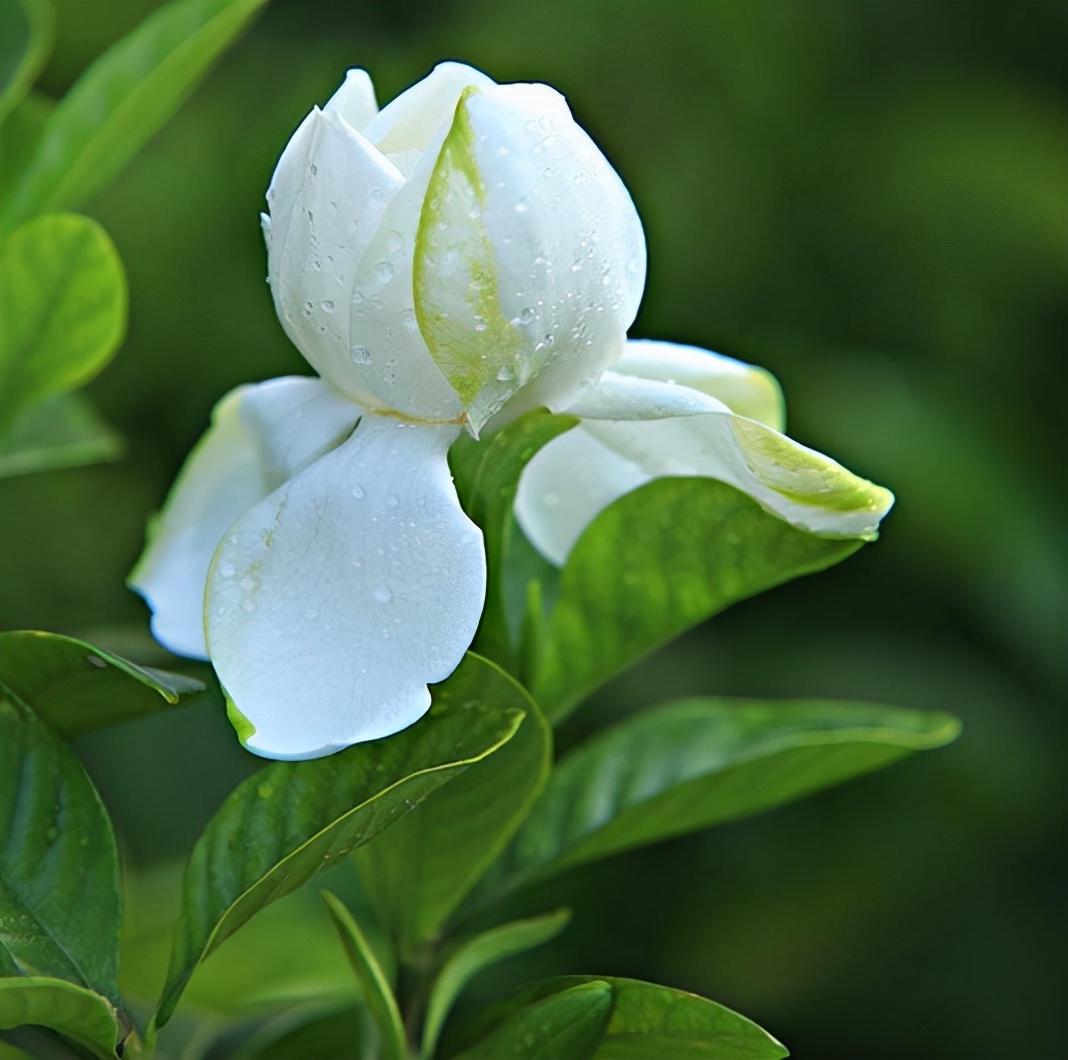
[1,1,1065,1057]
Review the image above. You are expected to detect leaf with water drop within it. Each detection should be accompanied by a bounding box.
[154,653,525,1027]
[448,976,789,1060]
[0,629,205,737]
[0,690,122,1006]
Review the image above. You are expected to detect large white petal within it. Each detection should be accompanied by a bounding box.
[415,82,646,431]
[614,339,785,430]
[266,108,406,402]
[516,369,893,565]
[205,414,486,761]
[129,378,359,659]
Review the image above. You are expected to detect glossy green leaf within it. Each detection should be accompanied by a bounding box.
[450,409,577,668]
[0,213,126,434]
[0,693,121,998]
[356,668,550,952]
[485,699,960,895]
[1,0,268,228]
[321,892,405,1060]
[461,977,788,1060]
[0,0,53,125]
[155,654,525,1027]
[530,478,866,722]
[0,391,123,478]
[453,980,612,1060]
[0,629,204,737]
[422,909,571,1059]
[0,978,123,1060]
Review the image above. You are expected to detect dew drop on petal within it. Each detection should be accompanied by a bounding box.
[373,261,394,284]
[350,345,372,365]
[220,562,236,578]
[239,576,259,592]
[351,484,365,498]
[320,299,335,312]
[374,585,393,604]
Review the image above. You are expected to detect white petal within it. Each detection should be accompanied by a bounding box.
[129,378,360,659]
[615,339,785,430]
[362,62,496,155]
[560,369,729,420]
[516,370,893,565]
[266,109,407,403]
[324,69,378,133]
[206,415,486,761]
[414,82,646,431]
[514,424,650,567]
[337,118,465,423]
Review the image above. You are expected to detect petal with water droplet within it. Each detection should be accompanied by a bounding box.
[129,378,359,658]
[206,413,486,760]
[516,350,893,564]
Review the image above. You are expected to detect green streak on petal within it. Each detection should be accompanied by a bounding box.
[225,695,256,745]
[414,87,522,409]
[732,417,893,518]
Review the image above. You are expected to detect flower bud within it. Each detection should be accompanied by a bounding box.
[264,63,646,432]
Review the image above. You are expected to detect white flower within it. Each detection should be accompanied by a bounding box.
[130,63,891,762]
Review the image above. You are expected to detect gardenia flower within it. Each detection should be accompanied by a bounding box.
[130,63,891,761]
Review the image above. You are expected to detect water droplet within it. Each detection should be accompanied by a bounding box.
[515,201,528,214]
[309,163,318,177]
[239,576,258,592]
[220,562,236,578]
[320,299,335,312]
[497,145,510,157]
[474,322,487,332]
[312,259,322,272]
[303,301,313,315]
[373,260,394,284]
[374,585,393,603]
[401,309,418,330]
[228,533,240,545]
[497,365,514,382]
[386,230,404,253]
[519,306,535,325]
[351,484,365,498]
[350,345,372,365]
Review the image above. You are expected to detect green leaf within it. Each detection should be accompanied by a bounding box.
[0,978,123,1060]
[0,0,53,125]
[0,213,126,435]
[320,892,405,1060]
[464,977,788,1060]
[0,391,123,478]
[450,409,577,669]
[0,693,121,998]
[530,478,865,722]
[1,0,268,227]
[484,699,961,896]
[452,980,612,1060]
[0,629,204,738]
[422,909,571,1059]
[155,653,525,1028]
[356,668,551,952]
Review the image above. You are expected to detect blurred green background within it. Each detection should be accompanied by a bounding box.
[1,1,1065,1056]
